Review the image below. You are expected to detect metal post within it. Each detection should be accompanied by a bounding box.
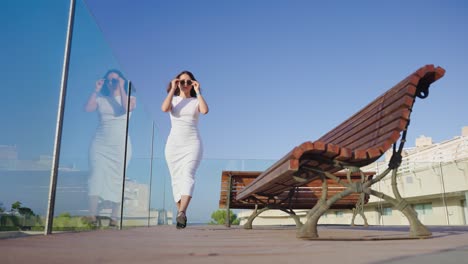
[45,0,76,235]
[225,174,232,227]
[464,192,468,225]
[162,166,167,224]
[119,81,132,230]
[439,162,450,225]
[147,121,155,227]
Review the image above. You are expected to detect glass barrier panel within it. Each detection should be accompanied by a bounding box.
[364,161,468,227]
[150,158,275,226]
[0,1,69,233]
[121,99,155,228]
[54,0,128,231]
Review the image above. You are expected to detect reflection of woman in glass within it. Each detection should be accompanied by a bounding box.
[84,69,136,226]
[161,70,209,229]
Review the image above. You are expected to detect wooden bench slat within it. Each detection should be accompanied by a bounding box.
[258,177,308,196]
[289,96,413,162]
[237,160,297,198]
[297,116,407,164]
[345,117,409,155]
[318,64,446,146]
[318,83,415,143]
[326,96,413,149]
[220,171,373,209]
[319,87,415,148]
[257,162,344,196]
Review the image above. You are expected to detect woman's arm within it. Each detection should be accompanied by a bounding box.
[161,79,178,112]
[193,81,209,114]
[84,79,103,112]
[117,78,136,112]
[197,93,209,114]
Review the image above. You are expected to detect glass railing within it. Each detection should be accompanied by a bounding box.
[0,1,71,233]
[52,0,158,231]
[363,159,468,226]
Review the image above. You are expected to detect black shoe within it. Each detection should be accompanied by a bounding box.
[176,212,187,229]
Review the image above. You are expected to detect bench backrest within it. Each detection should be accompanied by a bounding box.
[300,64,446,163]
[221,170,374,209]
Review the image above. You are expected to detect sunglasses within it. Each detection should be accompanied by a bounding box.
[105,79,119,86]
[179,80,193,86]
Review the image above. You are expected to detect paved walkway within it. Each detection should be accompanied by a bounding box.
[2,225,468,264]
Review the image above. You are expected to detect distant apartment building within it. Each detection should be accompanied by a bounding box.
[0,147,163,226]
[0,145,17,159]
[0,146,54,171]
[238,126,468,226]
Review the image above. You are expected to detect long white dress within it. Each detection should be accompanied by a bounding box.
[88,95,134,203]
[165,96,203,203]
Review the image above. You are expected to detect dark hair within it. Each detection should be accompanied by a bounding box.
[167,70,199,98]
[101,69,129,96]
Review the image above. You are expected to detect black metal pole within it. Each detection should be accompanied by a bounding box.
[225,174,232,227]
[147,121,155,227]
[45,0,76,235]
[119,81,132,230]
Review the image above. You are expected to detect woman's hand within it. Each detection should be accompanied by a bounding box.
[87,79,103,112]
[161,79,179,112]
[192,80,200,94]
[170,79,179,92]
[95,79,104,92]
[118,76,125,89]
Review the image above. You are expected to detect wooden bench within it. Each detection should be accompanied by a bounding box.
[220,65,445,239]
[220,170,375,228]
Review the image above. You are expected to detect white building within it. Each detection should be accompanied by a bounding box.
[238,127,468,226]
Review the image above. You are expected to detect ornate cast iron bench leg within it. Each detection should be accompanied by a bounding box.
[367,168,431,237]
[244,206,303,229]
[279,208,303,228]
[297,154,431,239]
[351,190,369,227]
[244,205,269,229]
[289,210,303,228]
[297,174,333,239]
[365,139,432,237]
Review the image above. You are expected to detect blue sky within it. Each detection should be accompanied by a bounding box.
[84,0,468,159]
[84,0,468,223]
[1,0,468,223]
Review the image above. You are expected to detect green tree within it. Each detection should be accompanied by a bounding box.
[5,201,37,230]
[209,209,240,225]
[11,201,22,212]
[11,201,35,216]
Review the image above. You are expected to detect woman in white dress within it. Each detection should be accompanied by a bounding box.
[84,69,136,226]
[161,70,209,229]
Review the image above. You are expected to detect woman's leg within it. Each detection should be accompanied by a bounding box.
[110,202,120,226]
[179,195,192,214]
[88,195,99,220]
[176,195,191,229]
[84,195,99,226]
